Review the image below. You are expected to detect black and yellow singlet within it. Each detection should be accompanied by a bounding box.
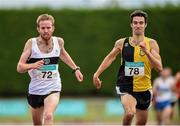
[117,37,152,93]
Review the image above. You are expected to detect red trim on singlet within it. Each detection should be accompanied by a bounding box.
[176,81,180,98]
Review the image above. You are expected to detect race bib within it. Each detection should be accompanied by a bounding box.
[125,61,144,76]
[34,64,58,80]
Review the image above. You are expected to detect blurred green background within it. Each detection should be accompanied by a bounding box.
[0,7,180,96]
[0,3,180,125]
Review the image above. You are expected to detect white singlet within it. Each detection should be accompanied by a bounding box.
[27,37,61,95]
[153,76,175,102]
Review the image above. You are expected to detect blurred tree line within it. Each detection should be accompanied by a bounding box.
[0,7,180,97]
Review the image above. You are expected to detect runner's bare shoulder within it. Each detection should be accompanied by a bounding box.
[56,37,64,48]
[114,38,126,51]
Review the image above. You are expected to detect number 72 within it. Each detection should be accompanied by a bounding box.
[42,71,53,78]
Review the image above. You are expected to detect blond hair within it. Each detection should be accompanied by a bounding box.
[36,14,55,27]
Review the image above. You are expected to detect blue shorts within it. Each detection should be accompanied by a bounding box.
[155,100,171,111]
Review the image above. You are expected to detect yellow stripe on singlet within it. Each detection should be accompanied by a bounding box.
[133,37,152,92]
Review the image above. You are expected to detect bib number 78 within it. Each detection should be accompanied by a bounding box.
[125,62,144,76]
[125,67,144,76]
[129,67,139,75]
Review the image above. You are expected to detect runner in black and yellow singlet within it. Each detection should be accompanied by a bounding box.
[93,10,163,125]
[117,37,152,93]
[116,37,153,111]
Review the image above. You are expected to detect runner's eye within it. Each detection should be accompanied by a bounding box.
[133,21,144,25]
[133,21,138,25]
[139,21,144,25]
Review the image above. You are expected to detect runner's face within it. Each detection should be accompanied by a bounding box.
[37,20,54,41]
[131,16,147,36]
[160,68,171,78]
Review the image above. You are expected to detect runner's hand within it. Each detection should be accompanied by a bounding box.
[139,41,147,52]
[30,60,44,69]
[75,70,83,82]
[93,74,102,89]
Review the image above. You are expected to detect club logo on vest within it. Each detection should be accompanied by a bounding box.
[43,58,50,65]
[55,49,59,55]
[139,49,145,56]
[124,43,128,47]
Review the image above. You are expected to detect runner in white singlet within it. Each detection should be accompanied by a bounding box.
[17,14,83,125]
[153,68,176,125]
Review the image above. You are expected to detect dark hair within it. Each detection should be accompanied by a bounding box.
[130,10,148,24]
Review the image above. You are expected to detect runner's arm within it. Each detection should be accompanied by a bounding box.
[93,39,123,79]
[58,38,79,70]
[58,37,83,82]
[17,39,44,73]
[142,39,163,72]
[93,39,123,89]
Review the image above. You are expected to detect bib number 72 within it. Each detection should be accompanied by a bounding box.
[41,71,53,78]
